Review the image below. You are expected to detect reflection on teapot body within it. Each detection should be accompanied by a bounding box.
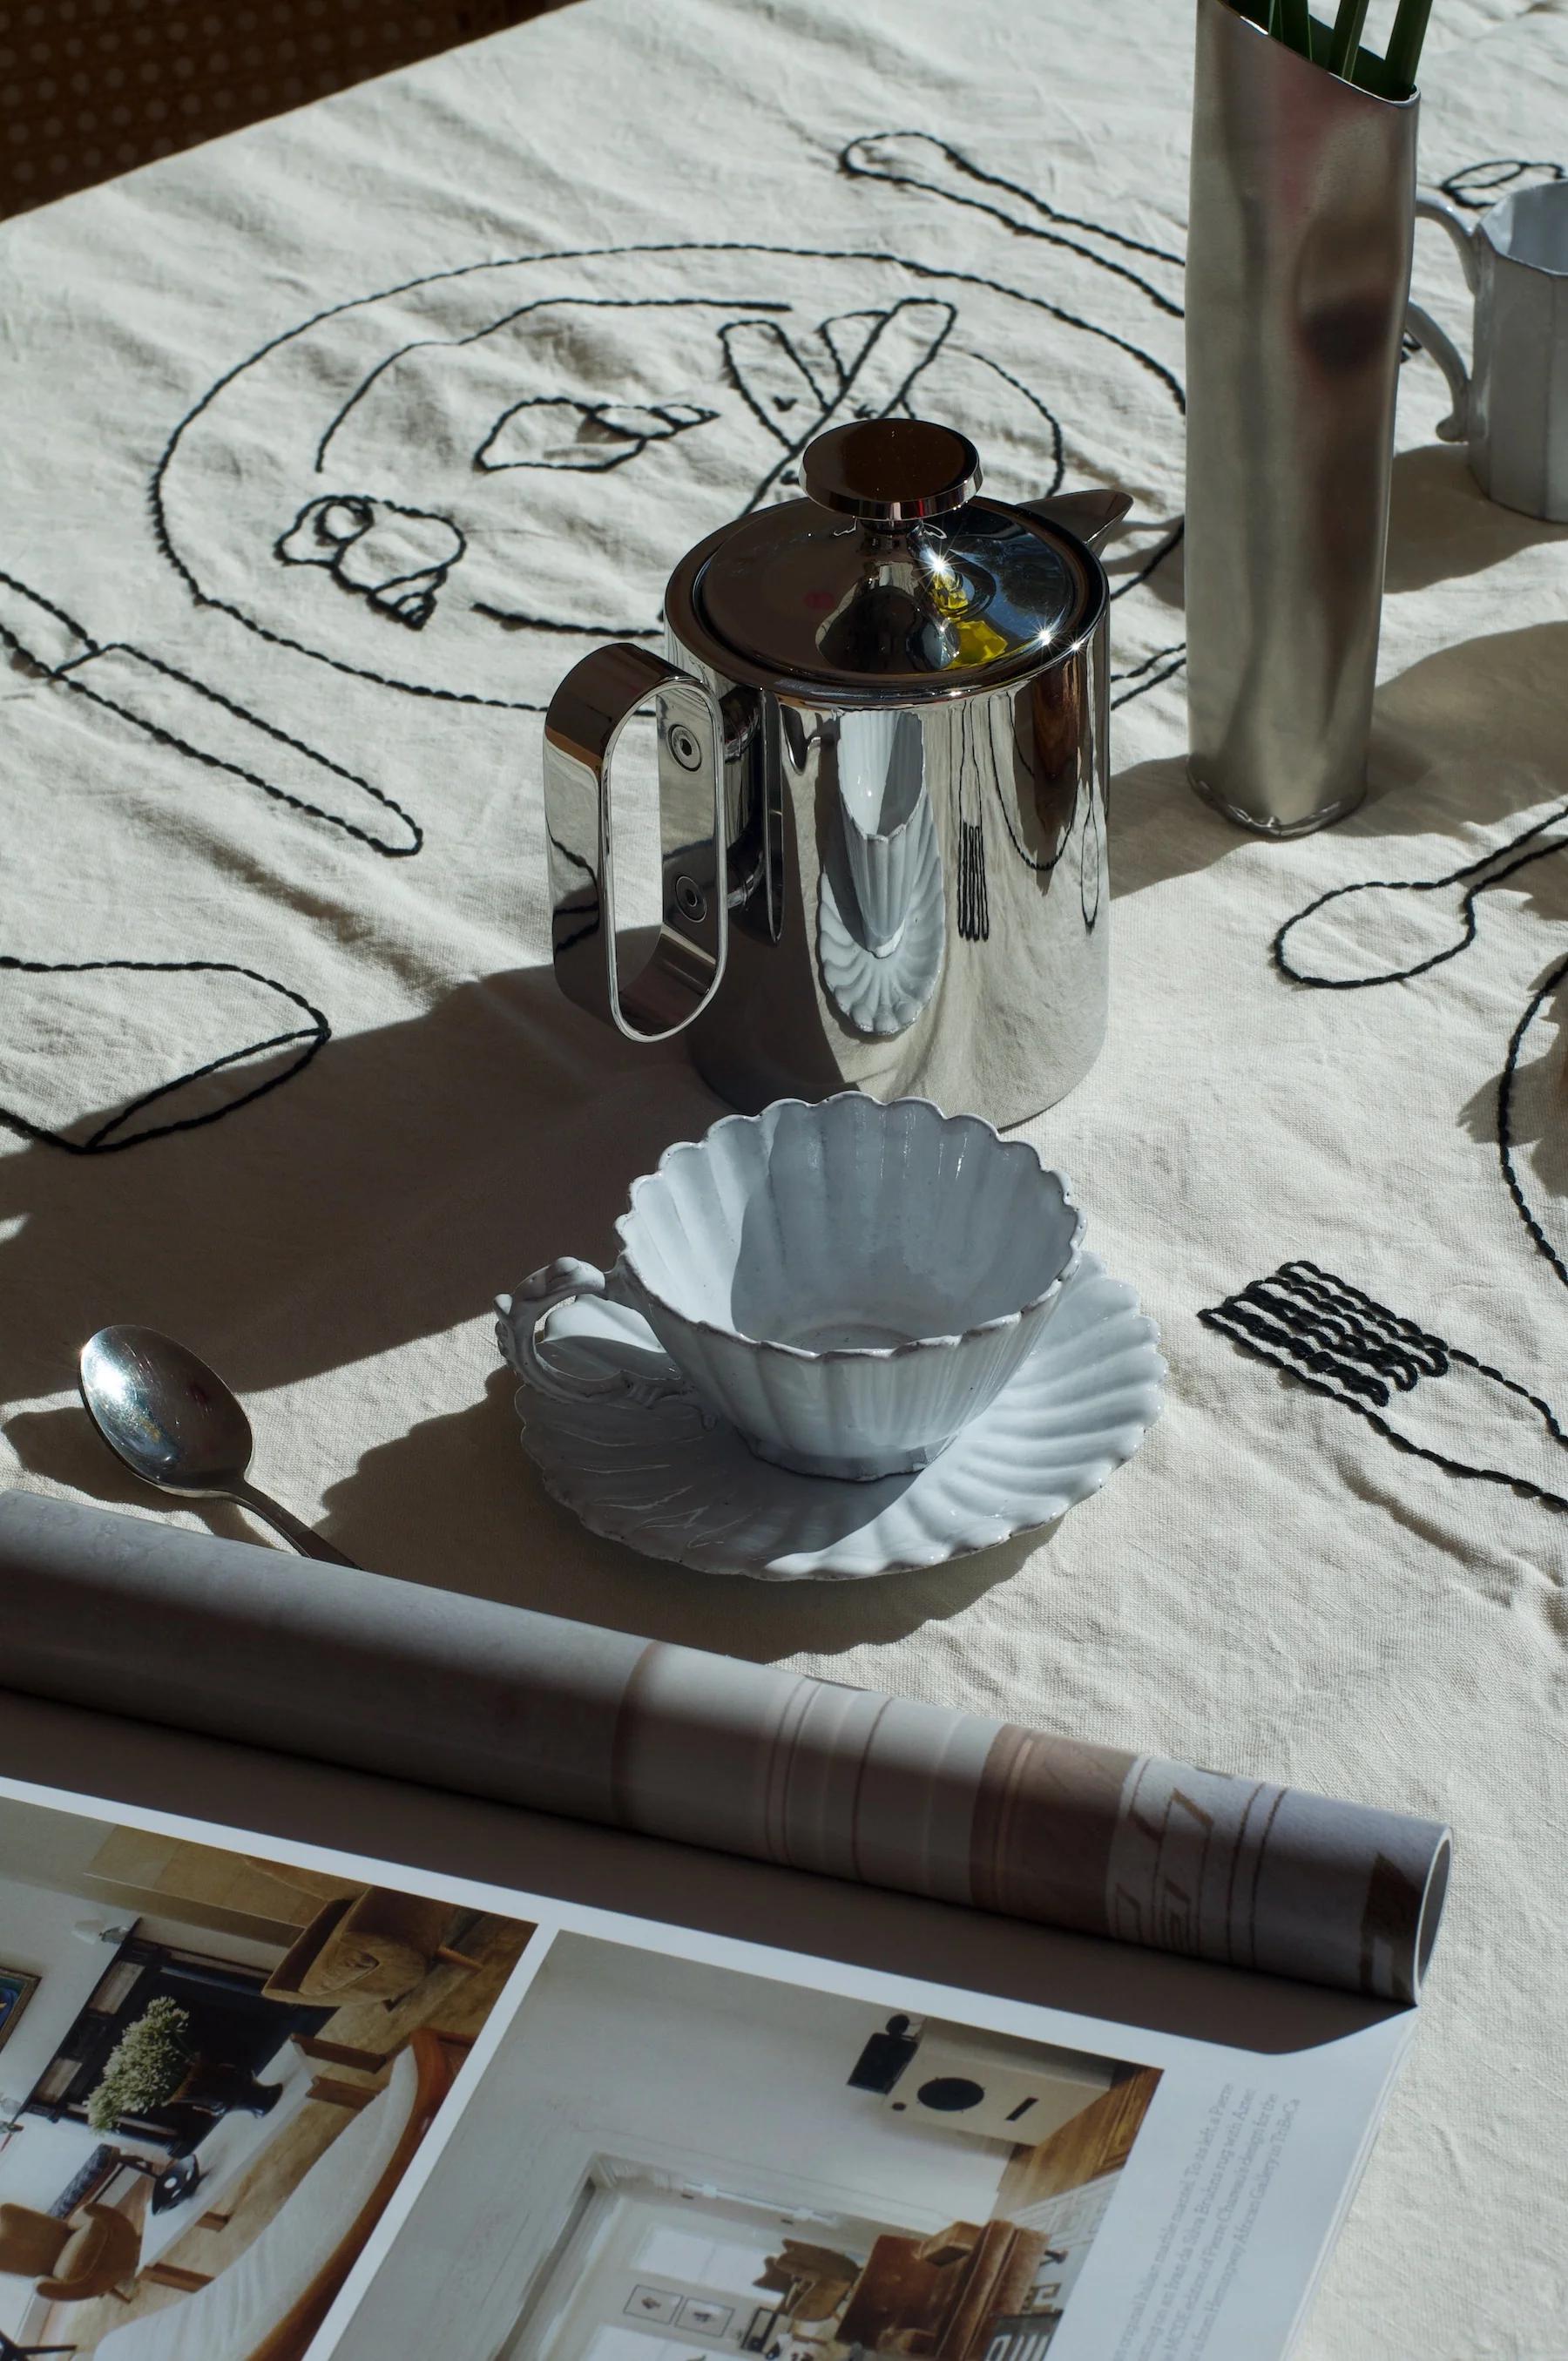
[1019,664,1087,857]
[835,710,928,959]
[542,418,1128,1128]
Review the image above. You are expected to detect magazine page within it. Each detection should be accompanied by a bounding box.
[0,1766,535,2361]
[0,1494,1452,2003]
[322,1920,1414,2361]
[0,1727,1415,2361]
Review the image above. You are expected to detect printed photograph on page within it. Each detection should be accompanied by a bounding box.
[0,1781,534,2360]
[323,1931,1164,2361]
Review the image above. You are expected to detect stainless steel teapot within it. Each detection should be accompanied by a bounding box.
[542,417,1126,1128]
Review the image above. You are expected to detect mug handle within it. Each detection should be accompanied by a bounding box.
[543,646,728,1044]
[1405,194,1481,444]
[497,1259,689,1409]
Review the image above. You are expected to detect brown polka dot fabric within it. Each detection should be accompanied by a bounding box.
[0,0,571,217]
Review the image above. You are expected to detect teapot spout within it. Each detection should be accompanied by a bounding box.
[1019,486,1133,552]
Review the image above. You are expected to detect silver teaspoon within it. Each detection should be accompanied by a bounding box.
[78,1324,357,1567]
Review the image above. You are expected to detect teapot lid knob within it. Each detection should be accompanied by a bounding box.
[801,418,981,527]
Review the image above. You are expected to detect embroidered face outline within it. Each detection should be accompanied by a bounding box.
[275,494,466,630]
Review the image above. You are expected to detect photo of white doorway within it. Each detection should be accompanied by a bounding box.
[330,1932,1162,2361]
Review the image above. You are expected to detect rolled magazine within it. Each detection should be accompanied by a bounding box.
[0,1491,1450,2001]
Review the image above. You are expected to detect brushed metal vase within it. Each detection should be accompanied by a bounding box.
[1185,0,1419,835]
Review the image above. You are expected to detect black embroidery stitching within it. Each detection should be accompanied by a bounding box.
[812,313,879,402]
[473,396,720,475]
[0,572,98,655]
[1264,157,1568,1296]
[59,655,422,859]
[475,293,976,633]
[0,954,330,1155]
[1272,802,1568,989]
[274,492,467,633]
[1200,1258,1568,1513]
[0,566,422,857]
[746,297,961,510]
[845,128,1186,269]
[1440,158,1567,210]
[945,355,1184,688]
[821,310,875,390]
[719,319,828,448]
[840,131,1186,306]
[1112,640,1186,685]
[1112,636,1186,706]
[837,131,1187,662]
[1274,815,1568,1295]
[958,348,1065,493]
[313,292,790,477]
[0,137,1185,1160]
[468,601,660,638]
[150,233,1188,710]
[1108,518,1185,604]
[1497,949,1568,1295]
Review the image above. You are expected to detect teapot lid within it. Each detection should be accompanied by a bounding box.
[684,419,1098,700]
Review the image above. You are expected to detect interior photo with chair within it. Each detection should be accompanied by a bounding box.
[0,1793,534,2361]
[328,1935,1163,2361]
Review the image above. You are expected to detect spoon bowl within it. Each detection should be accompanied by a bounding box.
[78,1325,355,1565]
[80,1325,255,1497]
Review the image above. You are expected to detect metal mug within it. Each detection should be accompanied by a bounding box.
[1406,182,1568,522]
[542,418,1128,1131]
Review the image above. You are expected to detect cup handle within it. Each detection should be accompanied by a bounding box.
[497,1259,690,1410]
[1406,194,1479,443]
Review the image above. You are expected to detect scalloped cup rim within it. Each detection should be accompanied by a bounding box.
[612,1093,1085,1366]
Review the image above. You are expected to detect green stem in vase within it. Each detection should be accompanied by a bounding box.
[1243,0,1435,92]
[1328,0,1370,78]
[1269,0,1316,58]
[1382,0,1434,92]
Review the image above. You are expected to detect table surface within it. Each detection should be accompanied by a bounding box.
[0,3,1564,2354]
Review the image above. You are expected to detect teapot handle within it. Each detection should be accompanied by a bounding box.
[543,645,727,1041]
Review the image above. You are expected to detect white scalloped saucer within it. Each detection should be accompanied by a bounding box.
[499,1253,1164,1580]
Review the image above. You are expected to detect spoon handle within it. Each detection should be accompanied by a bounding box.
[231,1481,359,1568]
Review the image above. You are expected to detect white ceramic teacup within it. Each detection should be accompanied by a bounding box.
[501,1093,1084,1482]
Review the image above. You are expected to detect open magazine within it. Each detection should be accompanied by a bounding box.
[0,1494,1450,2361]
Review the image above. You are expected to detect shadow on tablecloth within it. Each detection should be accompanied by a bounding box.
[0,959,1039,1652]
[1385,442,1568,596]
[1113,610,1568,901]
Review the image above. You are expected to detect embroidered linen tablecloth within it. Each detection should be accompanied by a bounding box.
[0,3,1564,2351]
